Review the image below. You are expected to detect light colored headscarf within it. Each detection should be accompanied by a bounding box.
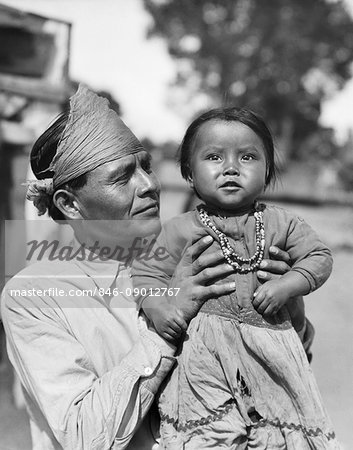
[26,85,143,215]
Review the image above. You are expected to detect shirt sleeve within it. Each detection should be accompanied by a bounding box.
[284,213,333,292]
[1,290,175,450]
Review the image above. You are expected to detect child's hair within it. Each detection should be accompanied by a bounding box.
[178,107,278,188]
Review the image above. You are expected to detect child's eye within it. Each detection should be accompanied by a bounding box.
[206,154,221,161]
[242,154,255,161]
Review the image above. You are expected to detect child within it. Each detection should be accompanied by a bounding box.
[133,108,339,448]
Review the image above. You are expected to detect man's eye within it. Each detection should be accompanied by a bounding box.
[115,175,130,185]
[114,168,134,184]
[142,160,152,173]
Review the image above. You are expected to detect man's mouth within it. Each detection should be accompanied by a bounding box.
[134,202,159,215]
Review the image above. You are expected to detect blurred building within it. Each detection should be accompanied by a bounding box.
[0,3,72,287]
[0,4,72,378]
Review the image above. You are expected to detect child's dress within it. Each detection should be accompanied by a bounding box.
[133,203,339,449]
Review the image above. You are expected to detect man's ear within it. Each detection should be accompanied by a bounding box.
[53,189,81,219]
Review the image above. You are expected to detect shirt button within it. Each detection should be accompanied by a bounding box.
[144,367,153,376]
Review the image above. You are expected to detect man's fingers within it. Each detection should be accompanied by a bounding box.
[176,235,214,276]
[187,234,213,262]
[257,247,291,281]
[269,246,291,263]
[188,249,230,277]
[200,281,236,301]
[186,242,234,277]
[196,250,226,270]
[258,259,291,277]
[198,262,234,285]
[257,270,279,282]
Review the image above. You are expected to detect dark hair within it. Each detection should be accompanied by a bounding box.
[30,111,87,221]
[178,107,278,188]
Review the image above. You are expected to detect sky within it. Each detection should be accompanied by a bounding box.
[2,0,353,144]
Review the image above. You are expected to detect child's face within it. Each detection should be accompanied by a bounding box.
[190,120,267,213]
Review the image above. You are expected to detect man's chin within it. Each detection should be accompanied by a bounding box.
[77,218,161,245]
[132,206,160,220]
[122,217,161,238]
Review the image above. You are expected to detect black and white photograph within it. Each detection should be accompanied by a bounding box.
[0,1,352,449]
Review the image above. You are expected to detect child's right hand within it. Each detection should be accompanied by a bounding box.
[253,278,289,316]
[149,303,187,344]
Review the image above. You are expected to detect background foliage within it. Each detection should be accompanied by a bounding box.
[144,0,353,163]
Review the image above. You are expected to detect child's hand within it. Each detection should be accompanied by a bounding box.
[148,303,187,344]
[252,279,289,316]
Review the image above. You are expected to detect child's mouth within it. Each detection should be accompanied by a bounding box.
[220,181,241,189]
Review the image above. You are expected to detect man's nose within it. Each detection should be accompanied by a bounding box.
[137,170,160,196]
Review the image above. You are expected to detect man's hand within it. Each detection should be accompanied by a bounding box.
[257,246,291,282]
[170,233,236,324]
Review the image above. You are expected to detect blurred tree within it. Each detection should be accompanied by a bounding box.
[338,159,353,190]
[337,131,353,190]
[143,0,353,161]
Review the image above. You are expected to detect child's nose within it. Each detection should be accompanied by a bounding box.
[223,163,240,176]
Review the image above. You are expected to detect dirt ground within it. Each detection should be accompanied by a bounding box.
[0,192,352,449]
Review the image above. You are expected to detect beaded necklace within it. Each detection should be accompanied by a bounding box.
[198,206,265,274]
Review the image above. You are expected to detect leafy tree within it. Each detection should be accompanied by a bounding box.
[143,0,353,160]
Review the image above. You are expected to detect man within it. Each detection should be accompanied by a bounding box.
[1,86,296,449]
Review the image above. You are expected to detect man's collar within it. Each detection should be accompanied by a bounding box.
[71,238,130,291]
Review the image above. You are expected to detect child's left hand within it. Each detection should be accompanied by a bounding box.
[252,279,289,316]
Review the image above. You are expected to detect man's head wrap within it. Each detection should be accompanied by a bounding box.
[26,85,143,215]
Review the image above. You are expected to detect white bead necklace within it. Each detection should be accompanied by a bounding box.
[198,206,265,274]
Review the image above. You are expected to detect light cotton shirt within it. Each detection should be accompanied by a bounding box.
[1,245,175,450]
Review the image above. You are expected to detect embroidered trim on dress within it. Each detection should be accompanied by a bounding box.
[250,417,336,441]
[160,399,236,432]
[161,403,336,441]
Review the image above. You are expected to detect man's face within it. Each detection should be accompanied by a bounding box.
[74,150,161,242]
